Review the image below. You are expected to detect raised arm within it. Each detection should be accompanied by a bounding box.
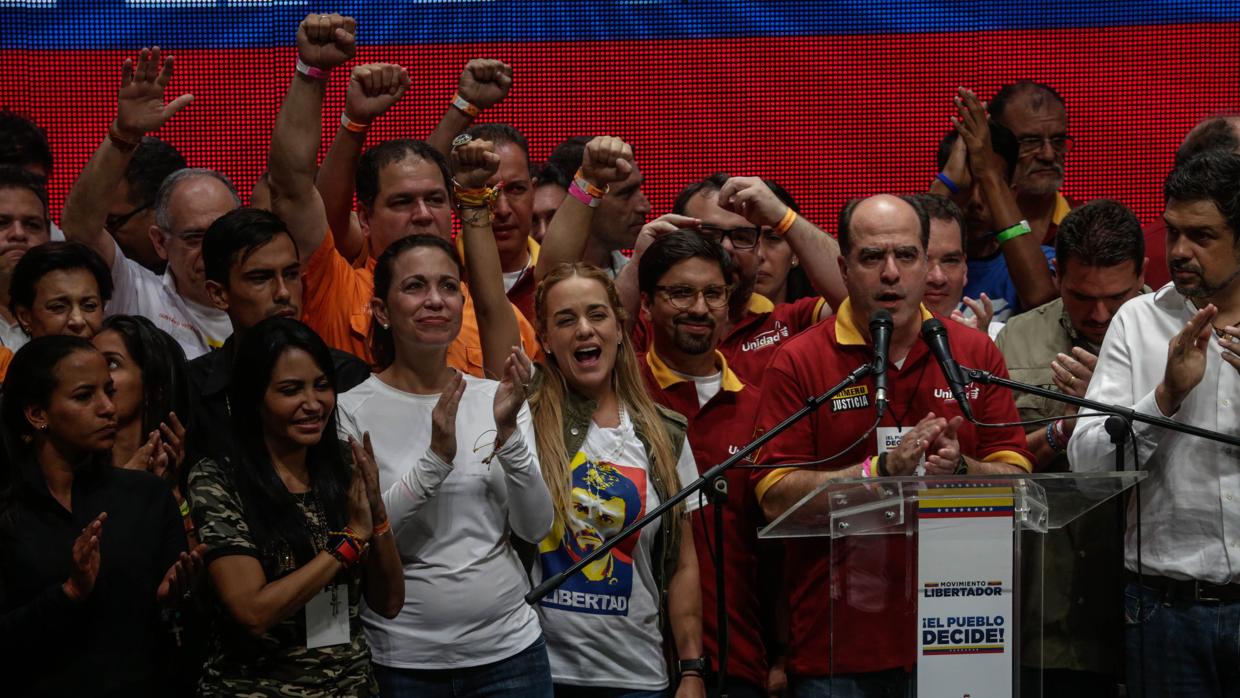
[60,47,193,267]
[269,13,356,262]
[717,176,847,308]
[451,137,521,378]
[615,213,701,329]
[318,63,409,262]
[534,136,634,281]
[954,88,1057,309]
[426,59,513,158]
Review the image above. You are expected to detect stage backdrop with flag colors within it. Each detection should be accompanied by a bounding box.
[1,1,1238,229]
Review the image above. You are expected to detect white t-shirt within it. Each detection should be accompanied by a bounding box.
[502,267,526,293]
[670,368,723,408]
[536,407,699,690]
[337,374,553,669]
[0,316,27,352]
[105,241,231,359]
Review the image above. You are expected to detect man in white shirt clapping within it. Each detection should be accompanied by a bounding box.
[1070,151,1240,698]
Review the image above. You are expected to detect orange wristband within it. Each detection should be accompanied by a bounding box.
[373,520,392,537]
[773,207,797,236]
[340,112,369,134]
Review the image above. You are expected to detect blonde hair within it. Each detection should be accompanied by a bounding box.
[529,263,683,530]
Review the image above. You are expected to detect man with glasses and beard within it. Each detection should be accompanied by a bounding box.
[636,230,773,698]
[1071,151,1240,697]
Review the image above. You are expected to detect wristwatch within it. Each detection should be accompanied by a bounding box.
[677,656,710,675]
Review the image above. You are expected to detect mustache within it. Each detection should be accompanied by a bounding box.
[1169,261,1202,275]
[674,315,716,328]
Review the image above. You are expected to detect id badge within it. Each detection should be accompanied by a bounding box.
[876,426,925,476]
[305,583,350,649]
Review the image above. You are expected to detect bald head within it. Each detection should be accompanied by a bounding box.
[838,194,928,256]
[837,194,930,332]
[1177,115,1240,165]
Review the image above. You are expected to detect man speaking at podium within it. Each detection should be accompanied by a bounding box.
[749,193,1033,696]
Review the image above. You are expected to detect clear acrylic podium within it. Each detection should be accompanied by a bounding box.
[759,472,1145,698]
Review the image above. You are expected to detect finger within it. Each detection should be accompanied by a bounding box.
[979,292,993,314]
[1222,350,1240,370]
[1183,304,1218,339]
[362,431,377,464]
[156,51,175,86]
[1071,347,1098,371]
[944,416,963,439]
[120,57,135,88]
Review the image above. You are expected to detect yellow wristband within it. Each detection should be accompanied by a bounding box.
[773,207,797,236]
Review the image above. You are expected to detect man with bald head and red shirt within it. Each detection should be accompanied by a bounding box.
[750,193,1033,696]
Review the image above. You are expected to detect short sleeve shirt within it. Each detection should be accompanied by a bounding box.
[535,409,699,691]
[188,457,375,697]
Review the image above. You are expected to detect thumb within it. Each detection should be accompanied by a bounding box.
[615,158,633,175]
[482,151,502,168]
[163,93,194,118]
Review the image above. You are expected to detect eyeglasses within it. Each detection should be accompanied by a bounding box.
[697,224,764,250]
[104,203,152,233]
[1016,135,1075,156]
[655,284,732,311]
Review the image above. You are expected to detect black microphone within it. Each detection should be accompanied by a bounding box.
[869,309,892,418]
[920,318,975,422]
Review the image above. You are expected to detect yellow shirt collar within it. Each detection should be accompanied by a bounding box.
[1052,192,1072,226]
[645,346,745,393]
[746,293,774,314]
[834,297,932,346]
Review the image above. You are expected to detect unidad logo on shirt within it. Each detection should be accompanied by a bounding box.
[934,385,981,402]
[831,385,871,412]
[741,322,791,352]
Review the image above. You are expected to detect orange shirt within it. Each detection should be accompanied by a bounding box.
[301,231,541,376]
[0,346,11,383]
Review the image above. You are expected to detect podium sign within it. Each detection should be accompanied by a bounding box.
[917,486,1016,698]
[759,472,1143,698]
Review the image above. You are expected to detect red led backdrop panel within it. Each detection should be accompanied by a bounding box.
[1,21,1238,229]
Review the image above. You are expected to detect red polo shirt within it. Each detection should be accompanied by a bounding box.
[639,348,768,690]
[633,294,828,387]
[750,298,1033,677]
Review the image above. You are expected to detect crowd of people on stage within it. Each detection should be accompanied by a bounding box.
[2,12,1239,698]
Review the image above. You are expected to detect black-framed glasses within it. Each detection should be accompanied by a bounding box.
[697,224,762,250]
[1016,135,1074,156]
[654,284,733,311]
[104,203,152,233]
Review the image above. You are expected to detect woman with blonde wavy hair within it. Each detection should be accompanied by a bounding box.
[529,262,706,698]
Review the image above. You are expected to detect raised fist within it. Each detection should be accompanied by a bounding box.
[114,46,193,141]
[346,63,410,124]
[457,59,513,111]
[579,136,634,189]
[297,14,356,71]
[451,137,502,190]
[718,176,788,228]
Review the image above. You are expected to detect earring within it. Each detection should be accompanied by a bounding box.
[381,323,390,330]
[37,424,48,433]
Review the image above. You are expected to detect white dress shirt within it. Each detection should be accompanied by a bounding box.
[1070,283,1240,584]
[105,240,231,359]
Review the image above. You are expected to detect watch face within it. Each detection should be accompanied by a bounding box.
[451,133,473,150]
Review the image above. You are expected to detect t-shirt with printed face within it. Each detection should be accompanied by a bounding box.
[536,408,699,691]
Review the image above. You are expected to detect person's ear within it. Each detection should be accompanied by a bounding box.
[205,279,229,312]
[14,305,32,335]
[149,225,171,262]
[369,297,390,330]
[23,404,48,435]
